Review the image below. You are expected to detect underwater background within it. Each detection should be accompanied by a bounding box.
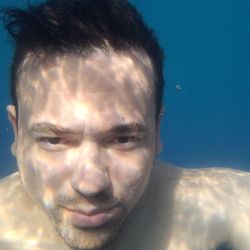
[0,0,250,177]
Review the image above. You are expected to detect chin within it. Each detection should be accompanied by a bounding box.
[52,209,127,250]
[57,220,124,250]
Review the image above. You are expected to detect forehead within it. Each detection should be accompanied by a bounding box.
[17,50,155,128]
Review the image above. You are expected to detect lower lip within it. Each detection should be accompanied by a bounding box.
[68,209,113,228]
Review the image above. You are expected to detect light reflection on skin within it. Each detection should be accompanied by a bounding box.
[7,50,161,250]
[1,49,250,250]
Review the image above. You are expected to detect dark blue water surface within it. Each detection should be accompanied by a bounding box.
[0,0,250,177]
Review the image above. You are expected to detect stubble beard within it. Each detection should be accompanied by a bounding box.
[50,206,128,250]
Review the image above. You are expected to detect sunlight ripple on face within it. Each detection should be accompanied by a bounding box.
[16,50,157,250]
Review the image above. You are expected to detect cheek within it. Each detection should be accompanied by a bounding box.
[17,145,73,202]
[110,148,154,202]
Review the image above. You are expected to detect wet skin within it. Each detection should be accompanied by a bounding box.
[1,50,250,250]
[7,49,162,250]
[1,164,250,250]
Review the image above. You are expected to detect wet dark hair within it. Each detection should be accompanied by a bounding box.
[1,0,164,117]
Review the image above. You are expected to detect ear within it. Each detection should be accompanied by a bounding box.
[156,106,164,154]
[6,105,18,156]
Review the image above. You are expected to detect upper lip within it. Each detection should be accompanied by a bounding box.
[65,205,115,216]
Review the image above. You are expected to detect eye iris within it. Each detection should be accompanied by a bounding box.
[48,137,61,145]
[117,137,129,143]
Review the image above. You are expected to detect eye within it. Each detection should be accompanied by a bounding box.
[46,137,62,145]
[110,135,141,150]
[36,137,68,151]
[114,136,138,144]
[39,137,62,145]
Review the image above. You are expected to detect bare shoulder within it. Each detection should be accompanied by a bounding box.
[0,171,36,213]
[0,171,21,189]
[158,164,250,250]
[0,172,37,242]
[0,172,60,249]
[0,172,25,210]
[178,166,250,189]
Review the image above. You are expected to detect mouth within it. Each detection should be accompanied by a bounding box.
[65,206,119,228]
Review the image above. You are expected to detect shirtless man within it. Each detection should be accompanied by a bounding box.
[0,0,249,250]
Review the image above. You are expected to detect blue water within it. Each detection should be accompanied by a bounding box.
[0,0,250,177]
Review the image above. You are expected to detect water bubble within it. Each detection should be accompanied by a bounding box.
[176,84,182,91]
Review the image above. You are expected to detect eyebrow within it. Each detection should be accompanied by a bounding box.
[27,122,82,140]
[106,123,146,134]
[28,122,146,137]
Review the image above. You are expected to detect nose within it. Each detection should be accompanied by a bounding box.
[71,144,110,197]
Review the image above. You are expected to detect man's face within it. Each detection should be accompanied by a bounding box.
[9,50,160,250]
